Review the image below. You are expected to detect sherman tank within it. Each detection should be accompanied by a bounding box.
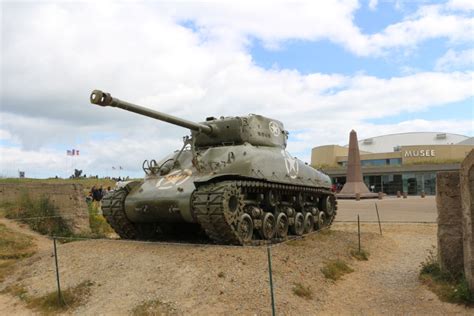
[89,90,337,245]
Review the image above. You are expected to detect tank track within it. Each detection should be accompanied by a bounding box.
[192,180,337,245]
[102,187,138,239]
[102,187,204,241]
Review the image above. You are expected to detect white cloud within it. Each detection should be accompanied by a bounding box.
[435,49,474,71]
[1,1,473,178]
[368,0,378,11]
[0,129,13,141]
[365,5,473,55]
[446,0,474,12]
[164,1,473,56]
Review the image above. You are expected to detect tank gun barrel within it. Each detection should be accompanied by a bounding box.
[90,90,213,134]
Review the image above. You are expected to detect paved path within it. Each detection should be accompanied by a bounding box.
[336,196,437,223]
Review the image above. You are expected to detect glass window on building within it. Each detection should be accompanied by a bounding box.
[363,175,382,192]
[389,158,401,165]
[402,172,437,195]
[360,158,402,167]
[361,159,387,167]
[424,173,436,195]
[402,173,417,195]
[382,174,402,195]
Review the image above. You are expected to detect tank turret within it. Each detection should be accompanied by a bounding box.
[90,90,288,149]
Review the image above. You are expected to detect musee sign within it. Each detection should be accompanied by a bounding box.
[404,149,436,158]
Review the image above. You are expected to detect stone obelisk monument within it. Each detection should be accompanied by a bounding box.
[338,130,378,199]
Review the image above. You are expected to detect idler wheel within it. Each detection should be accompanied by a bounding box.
[237,214,254,242]
[321,195,336,216]
[318,211,326,229]
[291,212,304,236]
[260,212,276,240]
[275,213,289,238]
[303,213,315,233]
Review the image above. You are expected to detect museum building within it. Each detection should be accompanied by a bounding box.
[311,132,473,195]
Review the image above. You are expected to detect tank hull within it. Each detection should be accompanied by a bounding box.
[103,144,337,244]
[122,144,331,223]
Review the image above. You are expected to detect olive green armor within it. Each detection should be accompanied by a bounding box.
[90,90,336,244]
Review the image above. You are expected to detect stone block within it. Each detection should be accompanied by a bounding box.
[437,171,464,276]
[461,149,474,291]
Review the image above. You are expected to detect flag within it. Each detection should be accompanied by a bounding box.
[67,149,80,156]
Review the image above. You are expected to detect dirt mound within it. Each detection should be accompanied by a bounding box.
[1,221,470,315]
[0,182,90,234]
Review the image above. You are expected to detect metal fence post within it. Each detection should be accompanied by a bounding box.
[267,246,276,316]
[375,203,382,235]
[357,215,361,253]
[53,237,64,306]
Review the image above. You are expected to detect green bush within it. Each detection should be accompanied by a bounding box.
[350,248,369,261]
[321,259,354,281]
[292,282,313,299]
[87,202,114,238]
[419,246,474,305]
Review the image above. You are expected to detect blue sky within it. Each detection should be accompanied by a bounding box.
[0,0,473,178]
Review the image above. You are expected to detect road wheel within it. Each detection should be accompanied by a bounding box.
[275,213,289,238]
[291,212,304,236]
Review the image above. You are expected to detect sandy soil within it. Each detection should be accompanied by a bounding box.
[0,217,471,315]
[0,218,52,316]
[321,223,470,315]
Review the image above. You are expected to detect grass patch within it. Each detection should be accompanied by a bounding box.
[0,223,35,259]
[4,191,73,237]
[287,230,334,247]
[321,259,354,281]
[1,284,29,301]
[87,202,114,238]
[419,248,474,305]
[2,281,94,314]
[0,177,116,188]
[0,223,36,282]
[27,281,93,314]
[292,282,313,299]
[0,201,16,216]
[131,299,176,316]
[350,248,369,261]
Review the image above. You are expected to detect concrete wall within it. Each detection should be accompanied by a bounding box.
[436,171,464,276]
[436,149,474,290]
[0,182,91,234]
[311,145,348,167]
[402,144,473,165]
[461,150,474,290]
[312,143,473,167]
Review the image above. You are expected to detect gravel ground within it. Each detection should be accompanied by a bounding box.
[0,219,471,315]
[322,223,470,315]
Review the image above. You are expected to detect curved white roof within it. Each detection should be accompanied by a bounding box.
[357,132,470,153]
[458,137,474,146]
